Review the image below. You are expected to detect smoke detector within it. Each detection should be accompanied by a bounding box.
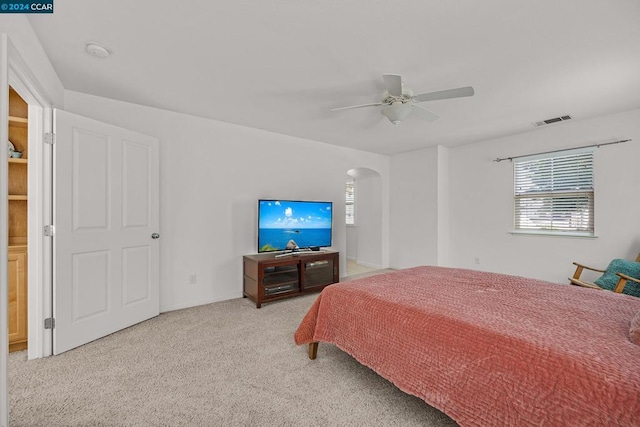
[85,43,111,58]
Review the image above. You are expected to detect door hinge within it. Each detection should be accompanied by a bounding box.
[44,317,55,329]
[44,132,55,145]
[44,225,55,237]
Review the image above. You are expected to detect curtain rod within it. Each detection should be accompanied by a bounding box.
[493,139,632,162]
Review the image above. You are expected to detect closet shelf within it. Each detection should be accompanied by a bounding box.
[8,115,28,127]
[8,158,28,164]
[8,195,28,201]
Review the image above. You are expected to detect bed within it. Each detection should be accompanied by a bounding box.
[294,266,640,426]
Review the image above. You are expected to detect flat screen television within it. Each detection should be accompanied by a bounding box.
[258,199,332,253]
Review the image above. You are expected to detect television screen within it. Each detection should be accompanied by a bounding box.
[258,199,332,252]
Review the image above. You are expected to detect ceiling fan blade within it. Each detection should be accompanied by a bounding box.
[411,104,439,122]
[382,74,403,96]
[331,102,383,111]
[413,86,474,103]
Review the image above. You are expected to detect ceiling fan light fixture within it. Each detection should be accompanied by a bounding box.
[331,74,473,125]
[381,102,413,125]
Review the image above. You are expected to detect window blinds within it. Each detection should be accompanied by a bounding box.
[514,150,594,233]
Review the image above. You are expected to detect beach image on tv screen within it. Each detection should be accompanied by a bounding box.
[258,200,332,252]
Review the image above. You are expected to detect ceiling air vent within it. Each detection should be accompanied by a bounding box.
[533,115,573,127]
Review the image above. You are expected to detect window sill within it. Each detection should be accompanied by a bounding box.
[510,230,597,239]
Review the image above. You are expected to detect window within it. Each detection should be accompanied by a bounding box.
[514,149,594,235]
[345,179,355,225]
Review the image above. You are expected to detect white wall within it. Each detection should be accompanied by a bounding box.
[345,226,357,260]
[436,146,450,266]
[449,109,640,283]
[355,172,383,268]
[389,146,439,268]
[64,90,390,311]
[0,16,64,107]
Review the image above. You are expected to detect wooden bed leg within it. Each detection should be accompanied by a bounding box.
[308,342,318,360]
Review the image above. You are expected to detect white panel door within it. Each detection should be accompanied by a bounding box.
[53,109,159,355]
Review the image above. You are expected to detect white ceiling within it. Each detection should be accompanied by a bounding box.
[28,0,640,155]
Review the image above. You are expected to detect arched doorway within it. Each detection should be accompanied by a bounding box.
[345,168,383,276]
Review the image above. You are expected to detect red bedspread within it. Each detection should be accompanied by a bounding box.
[294,266,640,426]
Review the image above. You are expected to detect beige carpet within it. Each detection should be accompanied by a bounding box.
[9,271,457,426]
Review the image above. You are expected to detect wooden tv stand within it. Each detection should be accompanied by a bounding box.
[243,250,339,308]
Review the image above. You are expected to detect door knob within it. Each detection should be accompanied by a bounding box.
[151,233,160,239]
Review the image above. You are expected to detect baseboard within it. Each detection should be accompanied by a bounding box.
[160,291,240,313]
[355,260,382,269]
[346,256,357,261]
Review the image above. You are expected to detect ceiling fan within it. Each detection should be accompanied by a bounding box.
[331,74,474,126]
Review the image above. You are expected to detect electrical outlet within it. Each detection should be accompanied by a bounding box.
[189,274,197,284]
[474,257,480,265]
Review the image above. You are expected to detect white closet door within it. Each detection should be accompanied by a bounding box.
[53,109,160,354]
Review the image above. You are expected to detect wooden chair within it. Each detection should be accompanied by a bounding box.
[569,253,640,294]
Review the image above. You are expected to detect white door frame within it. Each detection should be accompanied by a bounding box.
[1,32,53,427]
[1,32,10,427]
[6,37,54,360]
[8,42,54,360]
